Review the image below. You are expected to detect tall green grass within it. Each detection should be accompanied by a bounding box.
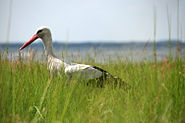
[0,55,184,122]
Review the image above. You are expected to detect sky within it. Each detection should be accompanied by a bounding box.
[0,0,185,43]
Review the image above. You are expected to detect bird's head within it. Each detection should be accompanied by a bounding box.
[19,26,51,50]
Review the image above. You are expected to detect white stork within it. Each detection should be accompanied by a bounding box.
[20,26,128,87]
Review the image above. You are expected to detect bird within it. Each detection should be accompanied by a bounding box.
[19,26,129,88]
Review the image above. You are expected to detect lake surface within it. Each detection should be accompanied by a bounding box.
[0,41,184,64]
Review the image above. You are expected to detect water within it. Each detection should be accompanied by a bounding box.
[0,41,184,64]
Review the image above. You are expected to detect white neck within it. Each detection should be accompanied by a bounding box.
[41,34,55,57]
[41,34,68,69]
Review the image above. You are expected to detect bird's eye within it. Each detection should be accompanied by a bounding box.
[37,30,43,34]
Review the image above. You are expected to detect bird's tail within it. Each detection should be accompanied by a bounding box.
[92,66,130,89]
[106,73,130,90]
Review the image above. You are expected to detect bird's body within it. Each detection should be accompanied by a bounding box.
[20,26,128,88]
[47,54,104,80]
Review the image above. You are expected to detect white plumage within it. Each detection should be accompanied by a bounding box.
[47,54,103,80]
[20,26,127,87]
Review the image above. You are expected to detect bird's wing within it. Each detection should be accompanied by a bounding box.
[65,64,93,73]
[65,64,103,80]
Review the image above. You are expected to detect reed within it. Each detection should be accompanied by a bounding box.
[153,6,157,63]
[0,52,184,122]
[167,6,172,61]
[176,0,181,58]
[6,0,13,47]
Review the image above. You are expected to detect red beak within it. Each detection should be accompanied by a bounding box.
[19,34,38,50]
